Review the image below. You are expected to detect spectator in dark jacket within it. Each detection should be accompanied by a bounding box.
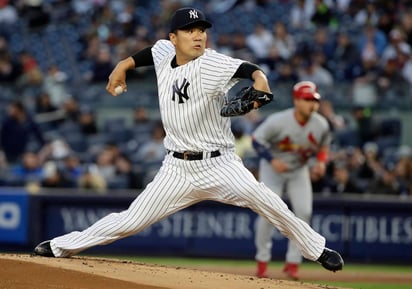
[0,101,45,163]
[326,161,361,194]
[367,162,402,195]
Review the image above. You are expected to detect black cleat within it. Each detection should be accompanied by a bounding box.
[317,248,344,272]
[33,240,55,257]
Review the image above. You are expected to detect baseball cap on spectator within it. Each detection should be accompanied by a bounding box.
[363,142,378,154]
[384,161,396,172]
[397,145,411,159]
[333,160,347,170]
[170,8,212,32]
[80,105,94,114]
[389,28,402,40]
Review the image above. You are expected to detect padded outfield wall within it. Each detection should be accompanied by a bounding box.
[1,188,411,264]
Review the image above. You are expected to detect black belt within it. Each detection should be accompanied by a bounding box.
[168,150,221,161]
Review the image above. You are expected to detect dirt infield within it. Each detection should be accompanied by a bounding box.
[0,254,410,289]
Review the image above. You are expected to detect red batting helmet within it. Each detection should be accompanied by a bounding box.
[293,81,321,100]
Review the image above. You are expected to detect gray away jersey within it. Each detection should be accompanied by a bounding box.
[253,108,332,171]
[151,40,244,153]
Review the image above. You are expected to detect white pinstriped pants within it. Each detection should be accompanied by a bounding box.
[50,152,325,259]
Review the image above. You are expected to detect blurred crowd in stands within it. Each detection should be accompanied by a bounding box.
[0,0,411,197]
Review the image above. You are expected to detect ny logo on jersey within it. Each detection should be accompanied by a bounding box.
[172,78,190,103]
[189,9,199,19]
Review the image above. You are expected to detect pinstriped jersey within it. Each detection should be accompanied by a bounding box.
[151,40,244,152]
[253,108,332,171]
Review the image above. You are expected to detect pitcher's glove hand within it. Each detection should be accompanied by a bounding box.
[220,86,274,117]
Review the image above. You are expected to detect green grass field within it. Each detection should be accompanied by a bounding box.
[316,283,412,289]
[104,255,412,289]
[301,262,412,289]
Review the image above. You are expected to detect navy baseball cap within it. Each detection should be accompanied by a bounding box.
[170,7,212,32]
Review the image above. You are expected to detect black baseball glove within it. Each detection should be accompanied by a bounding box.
[220,86,274,117]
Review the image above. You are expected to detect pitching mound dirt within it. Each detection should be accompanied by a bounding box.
[0,254,347,289]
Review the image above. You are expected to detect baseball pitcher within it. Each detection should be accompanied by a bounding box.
[33,8,343,276]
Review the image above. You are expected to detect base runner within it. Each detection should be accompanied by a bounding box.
[253,81,332,279]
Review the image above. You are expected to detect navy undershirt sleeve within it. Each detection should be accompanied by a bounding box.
[233,62,262,80]
[131,46,154,67]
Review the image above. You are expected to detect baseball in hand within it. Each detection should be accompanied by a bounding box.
[114,86,124,95]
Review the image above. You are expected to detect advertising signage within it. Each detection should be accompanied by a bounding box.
[0,190,29,244]
[39,196,412,262]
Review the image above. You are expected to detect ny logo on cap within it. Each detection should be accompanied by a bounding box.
[189,9,199,19]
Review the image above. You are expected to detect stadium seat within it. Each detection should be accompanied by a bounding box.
[375,118,402,151]
[86,133,110,154]
[58,122,82,135]
[107,175,129,190]
[107,128,133,143]
[65,133,88,153]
